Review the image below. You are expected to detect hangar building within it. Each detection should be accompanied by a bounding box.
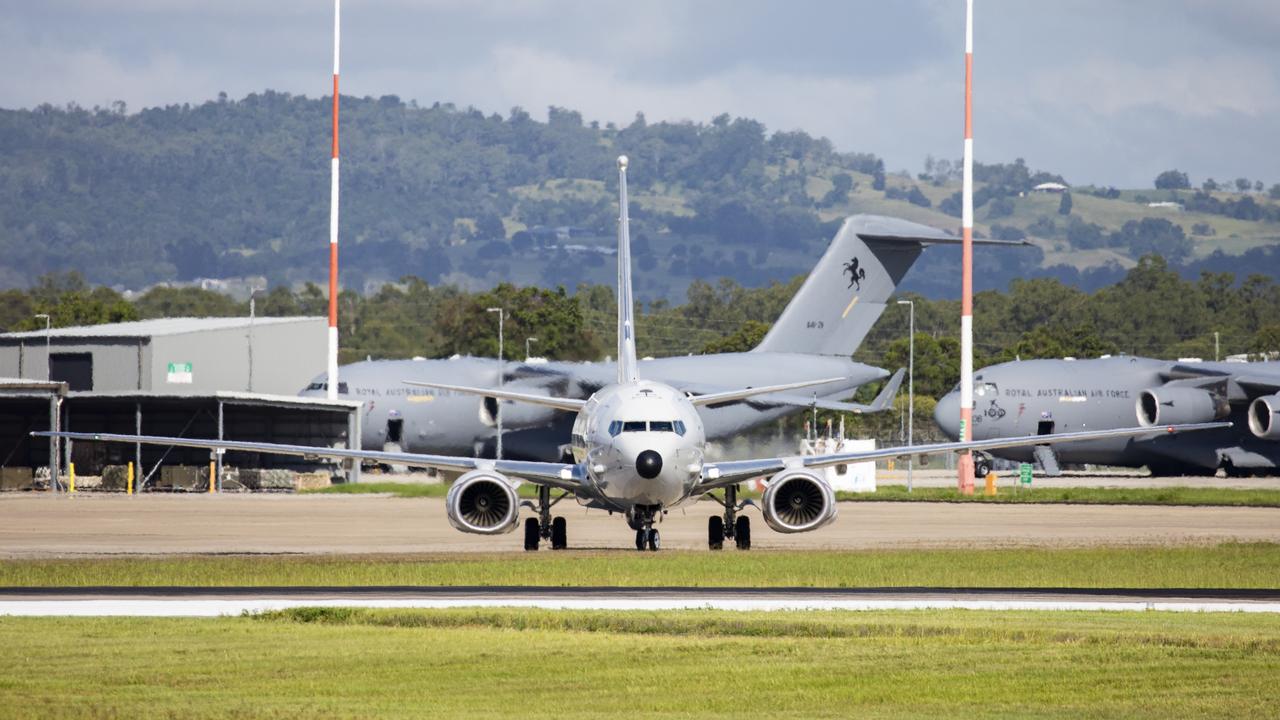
[0,316,325,395]
[0,318,363,489]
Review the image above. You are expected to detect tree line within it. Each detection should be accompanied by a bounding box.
[6,253,1278,404]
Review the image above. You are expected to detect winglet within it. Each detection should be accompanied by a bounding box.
[616,155,639,384]
[869,368,905,411]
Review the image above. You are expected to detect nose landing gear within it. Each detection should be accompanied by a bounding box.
[628,505,662,551]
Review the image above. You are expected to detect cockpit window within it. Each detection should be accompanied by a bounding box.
[673,420,686,436]
[649,420,674,432]
[608,421,623,437]
[305,381,349,394]
[975,382,998,397]
[622,421,647,433]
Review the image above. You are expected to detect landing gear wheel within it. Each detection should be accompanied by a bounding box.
[708,515,725,550]
[646,528,661,551]
[523,517,540,551]
[734,516,751,550]
[635,529,647,551]
[974,454,992,478]
[551,516,567,550]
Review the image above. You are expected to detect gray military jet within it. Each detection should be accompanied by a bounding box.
[302,213,1024,461]
[40,157,1227,550]
[934,356,1280,476]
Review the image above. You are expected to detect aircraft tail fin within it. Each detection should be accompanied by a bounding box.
[752,214,1025,356]
[616,156,639,383]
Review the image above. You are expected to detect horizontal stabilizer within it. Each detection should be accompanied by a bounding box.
[401,380,585,412]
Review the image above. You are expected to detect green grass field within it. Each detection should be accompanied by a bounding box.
[1,608,1276,718]
[3,544,1277,589]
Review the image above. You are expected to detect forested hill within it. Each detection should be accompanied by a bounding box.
[2,92,1279,299]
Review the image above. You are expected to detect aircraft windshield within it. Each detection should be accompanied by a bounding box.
[608,420,687,436]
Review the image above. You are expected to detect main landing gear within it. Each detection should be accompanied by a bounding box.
[524,485,569,551]
[708,484,751,550]
[628,505,661,551]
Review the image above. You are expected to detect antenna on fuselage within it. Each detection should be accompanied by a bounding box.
[616,155,639,384]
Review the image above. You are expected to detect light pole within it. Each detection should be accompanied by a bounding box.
[896,299,915,493]
[34,314,50,381]
[526,336,538,360]
[486,307,504,460]
[247,291,258,393]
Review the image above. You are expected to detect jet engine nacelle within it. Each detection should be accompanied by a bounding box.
[1136,387,1229,427]
[445,470,520,534]
[761,469,837,534]
[1248,394,1280,440]
[479,385,559,430]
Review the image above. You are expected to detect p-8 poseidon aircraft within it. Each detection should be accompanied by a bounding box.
[38,158,1227,551]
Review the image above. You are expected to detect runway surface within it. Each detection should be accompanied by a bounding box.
[2,491,1280,556]
[2,494,1279,556]
[2,586,1278,615]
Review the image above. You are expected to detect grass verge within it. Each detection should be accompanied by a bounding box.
[3,544,1277,588]
[839,484,1280,507]
[1,609,1277,718]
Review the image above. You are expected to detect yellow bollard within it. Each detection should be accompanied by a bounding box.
[69,463,76,493]
[127,462,134,496]
[208,461,216,494]
[984,472,997,496]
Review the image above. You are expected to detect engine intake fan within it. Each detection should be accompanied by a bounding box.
[445,470,520,535]
[761,470,837,533]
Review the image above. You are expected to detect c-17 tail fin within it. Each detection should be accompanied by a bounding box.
[753,214,1026,356]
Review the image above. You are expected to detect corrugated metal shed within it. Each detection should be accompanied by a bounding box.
[1,316,313,339]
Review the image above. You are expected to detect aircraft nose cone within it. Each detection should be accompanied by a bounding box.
[934,393,960,439]
[635,450,663,479]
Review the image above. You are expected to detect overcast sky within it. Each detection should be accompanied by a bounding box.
[3,0,1277,188]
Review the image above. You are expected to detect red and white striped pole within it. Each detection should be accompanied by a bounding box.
[326,0,341,401]
[957,0,976,493]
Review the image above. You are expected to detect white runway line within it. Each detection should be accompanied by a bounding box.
[3,598,1280,616]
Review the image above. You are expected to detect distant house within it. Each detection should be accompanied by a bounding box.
[1031,182,1069,194]
[1146,201,1184,211]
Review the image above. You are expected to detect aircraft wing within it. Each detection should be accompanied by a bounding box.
[32,431,584,491]
[686,377,847,407]
[401,380,586,412]
[677,368,903,413]
[1164,363,1280,398]
[695,422,1231,490]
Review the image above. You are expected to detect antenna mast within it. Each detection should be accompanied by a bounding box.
[957,0,976,492]
[326,0,341,400]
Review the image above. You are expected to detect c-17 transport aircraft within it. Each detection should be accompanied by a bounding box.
[38,158,1227,551]
[935,356,1280,477]
[300,212,1024,462]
